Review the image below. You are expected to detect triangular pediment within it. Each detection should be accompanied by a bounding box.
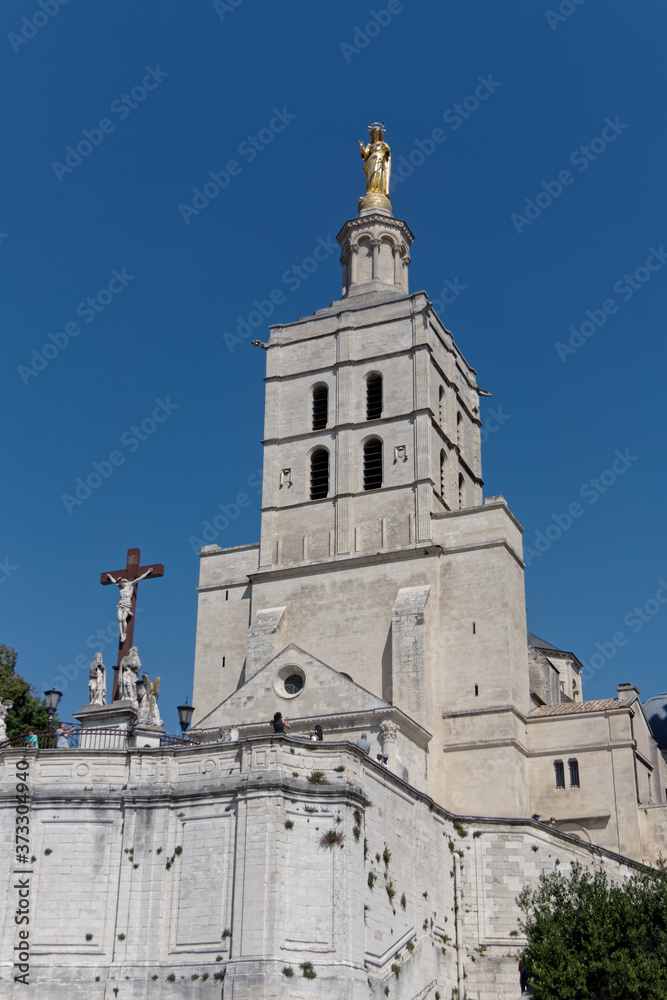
[195,643,389,730]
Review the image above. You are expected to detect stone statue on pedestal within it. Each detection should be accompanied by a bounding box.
[137,674,162,727]
[0,700,13,742]
[88,653,107,706]
[119,646,142,704]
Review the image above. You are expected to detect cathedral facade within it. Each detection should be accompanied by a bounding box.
[1,140,666,1000]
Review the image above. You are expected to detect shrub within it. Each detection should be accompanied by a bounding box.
[307,770,328,785]
[300,961,316,979]
[320,829,344,848]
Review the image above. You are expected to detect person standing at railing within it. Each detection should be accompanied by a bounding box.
[55,722,76,749]
[25,729,38,749]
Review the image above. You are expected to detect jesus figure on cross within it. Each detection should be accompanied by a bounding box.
[107,568,153,643]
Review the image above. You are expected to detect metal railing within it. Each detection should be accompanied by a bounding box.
[0,727,191,751]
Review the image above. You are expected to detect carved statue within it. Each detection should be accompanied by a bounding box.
[106,568,153,643]
[137,673,162,727]
[359,123,391,198]
[88,652,107,706]
[0,700,13,742]
[119,646,142,704]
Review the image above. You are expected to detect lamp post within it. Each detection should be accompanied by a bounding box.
[44,689,62,723]
[177,697,194,737]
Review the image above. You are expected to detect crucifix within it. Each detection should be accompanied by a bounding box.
[100,547,164,701]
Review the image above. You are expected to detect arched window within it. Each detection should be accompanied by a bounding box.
[363,438,383,490]
[439,386,445,426]
[458,473,465,509]
[440,450,447,498]
[310,448,329,500]
[312,384,328,430]
[456,411,462,449]
[366,373,383,420]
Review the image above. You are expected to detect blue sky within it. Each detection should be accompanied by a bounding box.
[2,0,666,731]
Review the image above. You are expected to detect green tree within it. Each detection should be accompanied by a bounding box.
[0,645,52,740]
[517,860,667,999]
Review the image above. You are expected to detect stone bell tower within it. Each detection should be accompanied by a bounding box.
[257,124,483,572]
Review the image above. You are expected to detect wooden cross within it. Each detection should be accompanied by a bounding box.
[100,547,164,701]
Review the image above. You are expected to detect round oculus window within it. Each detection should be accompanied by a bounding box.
[273,664,306,699]
[284,673,304,695]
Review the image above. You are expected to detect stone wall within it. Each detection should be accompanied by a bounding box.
[0,738,641,999]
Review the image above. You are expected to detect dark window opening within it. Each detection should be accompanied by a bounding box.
[568,759,580,788]
[284,673,304,695]
[225,590,228,601]
[472,622,476,634]
[363,438,383,490]
[312,384,328,430]
[554,760,565,789]
[474,684,479,696]
[440,449,446,497]
[310,448,329,499]
[439,386,445,425]
[366,374,383,420]
[222,656,226,668]
[458,473,465,508]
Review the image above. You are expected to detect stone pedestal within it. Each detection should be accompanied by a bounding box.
[74,701,138,749]
[132,724,164,749]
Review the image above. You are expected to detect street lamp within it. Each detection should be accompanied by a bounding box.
[177,697,194,737]
[44,689,62,723]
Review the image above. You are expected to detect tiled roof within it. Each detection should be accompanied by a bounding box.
[530,699,624,717]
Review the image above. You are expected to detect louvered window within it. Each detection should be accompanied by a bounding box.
[440,450,447,497]
[310,449,329,499]
[363,439,382,490]
[312,384,328,430]
[458,473,465,509]
[366,374,383,420]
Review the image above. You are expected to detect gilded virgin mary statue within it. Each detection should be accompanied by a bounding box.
[358,122,391,211]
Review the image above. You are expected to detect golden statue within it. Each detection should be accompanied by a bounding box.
[358,122,391,211]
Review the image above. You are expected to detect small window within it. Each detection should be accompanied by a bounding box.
[312,384,328,430]
[474,684,479,696]
[458,473,465,508]
[554,760,565,788]
[440,449,447,498]
[439,386,445,426]
[456,411,462,448]
[310,448,329,499]
[568,759,580,788]
[363,438,383,490]
[366,373,383,420]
